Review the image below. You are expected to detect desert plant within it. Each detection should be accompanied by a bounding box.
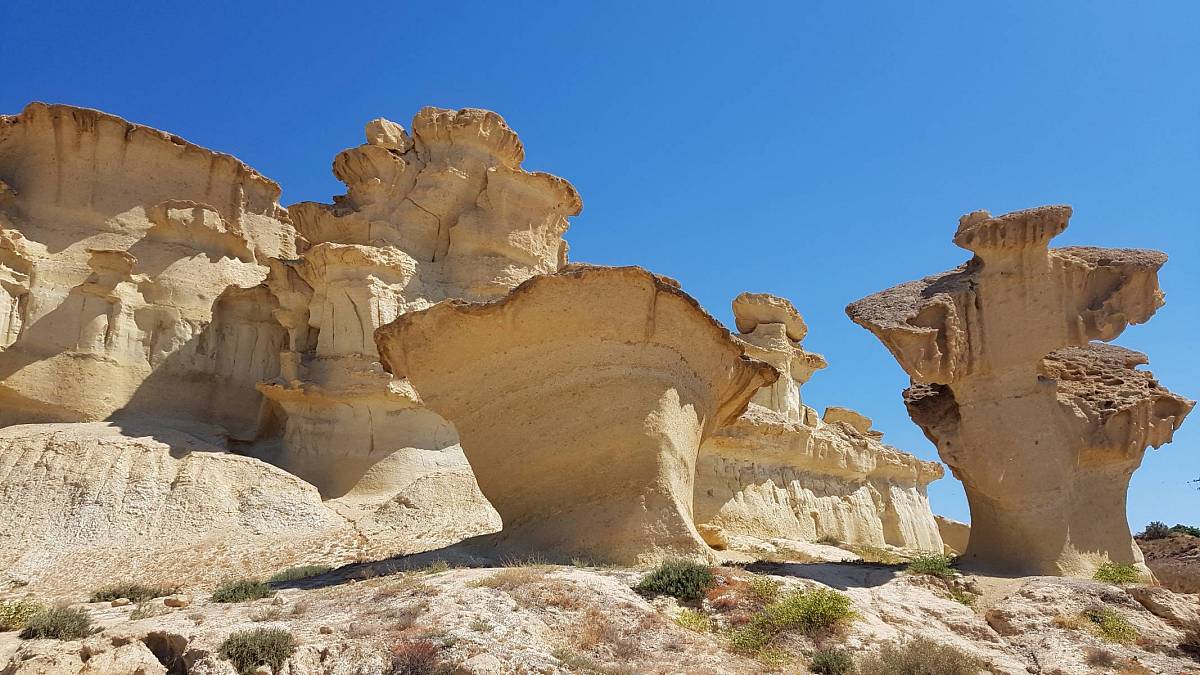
[756,588,856,635]
[218,627,296,675]
[212,578,275,603]
[674,608,711,632]
[1093,562,1140,585]
[747,575,781,602]
[388,638,445,675]
[471,567,544,590]
[89,582,178,603]
[726,624,773,654]
[130,602,167,620]
[947,589,976,607]
[1083,607,1138,644]
[856,636,985,675]
[0,599,43,631]
[18,606,92,640]
[268,565,332,583]
[635,559,715,601]
[810,646,854,674]
[1139,521,1171,539]
[905,553,957,579]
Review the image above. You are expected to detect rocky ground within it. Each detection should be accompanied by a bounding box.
[1139,533,1200,595]
[1,541,1198,674]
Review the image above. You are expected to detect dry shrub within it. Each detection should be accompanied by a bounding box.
[856,636,984,675]
[218,628,295,675]
[519,579,584,610]
[250,606,283,622]
[1084,646,1117,668]
[18,606,92,640]
[387,638,446,675]
[578,607,620,650]
[471,567,544,590]
[90,583,179,603]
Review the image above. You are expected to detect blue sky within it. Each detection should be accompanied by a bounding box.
[3,1,1196,528]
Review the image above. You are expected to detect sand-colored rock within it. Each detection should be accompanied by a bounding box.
[936,515,971,555]
[0,422,359,591]
[0,103,294,434]
[694,294,944,551]
[256,108,582,557]
[847,205,1194,576]
[375,265,776,564]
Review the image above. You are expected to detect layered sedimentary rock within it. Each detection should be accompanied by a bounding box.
[255,109,581,555]
[847,206,1193,575]
[694,293,944,551]
[375,265,777,564]
[0,103,295,433]
[0,103,585,581]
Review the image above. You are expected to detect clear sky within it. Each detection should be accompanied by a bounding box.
[3,1,1196,529]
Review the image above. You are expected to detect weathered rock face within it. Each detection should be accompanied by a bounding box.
[847,205,1194,576]
[694,294,944,551]
[256,108,580,555]
[0,103,296,434]
[375,265,777,564]
[0,103,584,580]
[0,422,357,591]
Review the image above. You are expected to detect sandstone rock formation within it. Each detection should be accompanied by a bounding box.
[936,515,971,555]
[0,103,583,583]
[847,205,1194,576]
[375,265,777,564]
[255,108,579,556]
[693,293,945,551]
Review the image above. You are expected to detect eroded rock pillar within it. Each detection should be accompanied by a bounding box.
[375,265,776,564]
[847,206,1193,576]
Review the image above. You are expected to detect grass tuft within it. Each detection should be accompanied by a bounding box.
[18,606,92,640]
[212,578,275,603]
[905,553,957,579]
[1083,607,1138,644]
[218,627,296,675]
[856,636,985,675]
[89,583,178,603]
[809,646,855,674]
[1092,562,1140,585]
[674,608,711,633]
[268,565,332,583]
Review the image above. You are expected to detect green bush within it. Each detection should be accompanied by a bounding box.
[756,588,856,635]
[635,559,715,601]
[1140,521,1171,539]
[18,606,92,640]
[857,636,985,675]
[747,575,781,602]
[219,628,296,674]
[212,579,275,603]
[810,647,854,674]
[268,565,333,583]
[1092,562,1140,585]
[1170,523,1200,537]
[0,599,44,631]
[674,608,711,632]
[1083,608,1138,644]
[905,553,957,579]
[89,583,179,603]
[726,624,773,654]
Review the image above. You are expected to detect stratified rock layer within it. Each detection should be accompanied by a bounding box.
[694,294,944,551]
[847,205,1193,576]
[375,265,777,564]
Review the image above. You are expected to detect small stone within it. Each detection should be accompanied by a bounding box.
[111,598,131,607]
[253,666,272,675]
[164,594,192,608]
[319,625,333,634]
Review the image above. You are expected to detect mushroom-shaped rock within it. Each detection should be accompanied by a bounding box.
[847,205,1193,576]
[731,292,826,422]
[375,265,777,564]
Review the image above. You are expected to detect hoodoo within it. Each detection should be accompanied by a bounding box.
[375,265,777,564]
[693,293,945,551]
[847,206,1193,576]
